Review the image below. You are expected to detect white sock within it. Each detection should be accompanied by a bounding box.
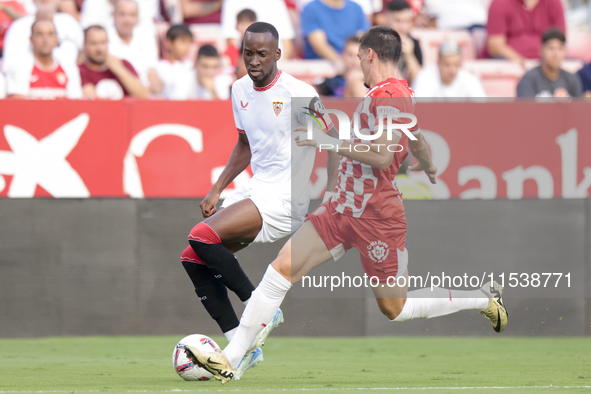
[223,265,292,368]
[223,327,238,342]
[393,287,489,322]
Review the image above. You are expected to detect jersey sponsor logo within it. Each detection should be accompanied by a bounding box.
[273,101,283,116]
[367,240,389,263]
[376,106,401,117]
[240,100,249,109]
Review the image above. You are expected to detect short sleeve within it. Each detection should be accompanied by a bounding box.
[577,66,591,93]
[571,73,583,98]
[5,59,31,97]
[516,71,536,98]
[486,0,507,37]
[231,84,245,133]
[301,2,322,36]
[357,5,370,32]
[122,60,140,77]
[549,0,566,32]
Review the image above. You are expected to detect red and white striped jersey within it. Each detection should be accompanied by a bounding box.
[330,78,420,219]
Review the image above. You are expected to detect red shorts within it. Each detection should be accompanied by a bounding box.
[306,202,408,282]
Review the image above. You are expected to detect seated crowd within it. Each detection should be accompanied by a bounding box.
[0,0,590,99]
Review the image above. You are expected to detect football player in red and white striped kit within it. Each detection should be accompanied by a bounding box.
[186,26,508,383]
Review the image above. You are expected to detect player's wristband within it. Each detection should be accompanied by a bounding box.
[322,191,334,204]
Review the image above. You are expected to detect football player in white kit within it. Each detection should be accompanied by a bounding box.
[179,22,335,379]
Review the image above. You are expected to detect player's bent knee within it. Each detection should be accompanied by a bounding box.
[378,298,406,321]
[188,222,221,245]
[180,245,206,265]
[270,252,291,282]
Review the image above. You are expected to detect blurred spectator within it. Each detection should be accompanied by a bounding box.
[576,63,591,97]
[487,0,565,63]
[421,0,487,30]
[2,0,82,75]
[5,19,81,99]
[107,0,161,93]
[189,44,231,99]
[222,0,295,59]
[300,0,384,17]
[155,24,195,99]
[0,0,26,56]
[223,8,256,68]
[80,0,159,35]
[79,25,149,99]
[181,0,222,24]
[0,71,5,98]
[59,0,81,21]
[413,41,486,97]
[517,29,582,97]
[301,0,369,61]
[385,0,422,84]
[316,36,363,96]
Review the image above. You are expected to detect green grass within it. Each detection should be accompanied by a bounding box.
[0,336,590,394]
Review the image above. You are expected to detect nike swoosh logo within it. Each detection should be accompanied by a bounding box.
[494,310,502,332]
[207,357,221,365]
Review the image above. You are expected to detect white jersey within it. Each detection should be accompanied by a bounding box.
[231,70,330,221]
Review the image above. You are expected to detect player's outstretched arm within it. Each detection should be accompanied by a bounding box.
[408,133,437,184]
[200,133,252,217]
[295,126,395,170]
[324,127,340,200]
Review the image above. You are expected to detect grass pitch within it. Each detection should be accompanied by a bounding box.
[0,336,590,394]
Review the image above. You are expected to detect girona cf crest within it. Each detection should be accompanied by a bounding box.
[273,101,283,116]
[367,240,390,263]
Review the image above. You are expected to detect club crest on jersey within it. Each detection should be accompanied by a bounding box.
[56,73,67,86]
[273,101,283,116]
[367,240,389,263]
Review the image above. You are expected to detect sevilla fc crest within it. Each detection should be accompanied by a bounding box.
[273,101,283,116]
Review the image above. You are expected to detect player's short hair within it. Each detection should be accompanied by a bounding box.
[387,0,411,12]
[237,8,257,23]
[244,21,279,43]
[359,25,402,64]
[166,24,193,41]
[84,25,107,42]
[31,18,55,35]
[197,44,219,59]
[542,28,566,45]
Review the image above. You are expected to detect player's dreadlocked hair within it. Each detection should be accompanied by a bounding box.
[359,25,402,64]
[245,21,279,43]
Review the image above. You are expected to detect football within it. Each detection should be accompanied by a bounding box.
[172,334,220,381]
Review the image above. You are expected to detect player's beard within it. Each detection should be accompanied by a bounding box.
[250,67,275,85]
